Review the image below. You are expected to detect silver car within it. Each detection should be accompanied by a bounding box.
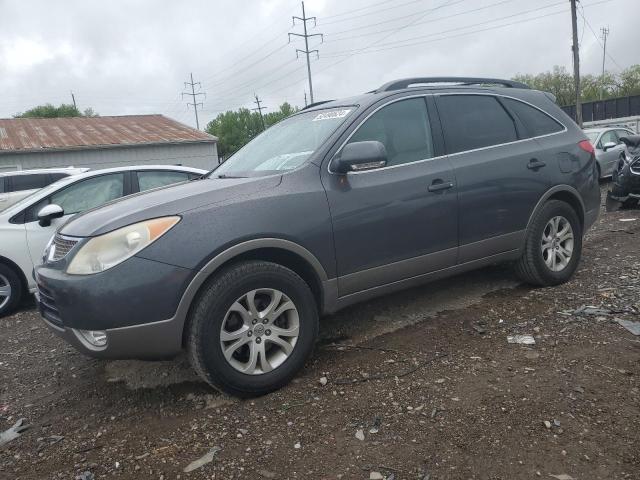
[584,127,635,178]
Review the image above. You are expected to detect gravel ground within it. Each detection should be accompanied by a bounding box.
[1,184,639,480]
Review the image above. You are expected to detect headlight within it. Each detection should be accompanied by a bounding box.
[66,216,180,275]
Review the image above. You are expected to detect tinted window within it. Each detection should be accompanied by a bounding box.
[10,174,49,192]
[438,95,517,154]
[502,98,564,137]
[0,178,4,194]
[348,98,434,167]
[137,171,189,192]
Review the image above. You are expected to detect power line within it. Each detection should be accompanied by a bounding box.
[319,0,426,25]
[321,0,405,20]
[323,0,568,56]
[577,7,623,70]
[321,0,612,59]
[324,0,509,41]
[289,1,323,104]
[182,72,205,129]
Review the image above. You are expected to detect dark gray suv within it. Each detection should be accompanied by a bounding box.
[35,77,600,397]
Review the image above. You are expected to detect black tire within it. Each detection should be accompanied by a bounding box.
[515,200,583,286]
[0,263,23,318]
[186,260,319,397]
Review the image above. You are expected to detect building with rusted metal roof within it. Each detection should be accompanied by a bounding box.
[0,114,218,172]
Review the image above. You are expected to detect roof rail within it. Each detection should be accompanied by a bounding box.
[301,100,335,110]
[375,77,530,92]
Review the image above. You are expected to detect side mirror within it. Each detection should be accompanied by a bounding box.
[333,141,388,174]
[38,204,64,227]
[602,141,617,151]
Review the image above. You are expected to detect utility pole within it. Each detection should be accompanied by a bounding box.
[304,91,308,107]
[252,93,266,131]
[570,0,582,127]
[600,26,609,100]
[182,72,205,130]
[289,2,323,104]
[70,91,77,110]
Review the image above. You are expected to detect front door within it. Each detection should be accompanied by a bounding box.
[322,96,458,296]
[597,129,625,177]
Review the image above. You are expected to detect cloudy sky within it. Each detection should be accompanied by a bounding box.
[0,0,636,128]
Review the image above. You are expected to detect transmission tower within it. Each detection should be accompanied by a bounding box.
[182,72,205,129]
[288,2,323,104]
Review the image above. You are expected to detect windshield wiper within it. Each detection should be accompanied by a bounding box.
[215,174,247,179]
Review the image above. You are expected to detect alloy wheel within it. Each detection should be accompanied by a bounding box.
[219,288,300,375]
[0,273,11,310]
[541,215,574,272]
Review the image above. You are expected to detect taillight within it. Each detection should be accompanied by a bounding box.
[578,140,595,154]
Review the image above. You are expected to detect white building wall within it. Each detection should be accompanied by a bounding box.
[0,142,218,172]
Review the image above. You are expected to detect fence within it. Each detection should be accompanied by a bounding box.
[561,95,640,123]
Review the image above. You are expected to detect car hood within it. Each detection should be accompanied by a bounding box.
[59,175,282,237]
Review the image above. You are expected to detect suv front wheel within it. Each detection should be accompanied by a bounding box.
[186,260,319,397]
[515,200,583,286]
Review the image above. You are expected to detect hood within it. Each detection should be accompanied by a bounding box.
[60,175,282,237]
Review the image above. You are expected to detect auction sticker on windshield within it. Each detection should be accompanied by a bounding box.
[313,109,352,121]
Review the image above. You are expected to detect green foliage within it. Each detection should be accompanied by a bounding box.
[205,102,299,158]
[14,103,99,118]
[513,64,640,106]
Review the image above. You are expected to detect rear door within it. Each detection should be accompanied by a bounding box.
[435,93,551,263]
[322,96,458,296]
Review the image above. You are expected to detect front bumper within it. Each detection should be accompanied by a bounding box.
[35,255,194,360]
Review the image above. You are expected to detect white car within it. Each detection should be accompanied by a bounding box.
[0,164,207,316]
[0,167,89,211]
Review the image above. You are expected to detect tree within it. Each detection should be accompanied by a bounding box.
[264,102,298,128]
[512,65,640,106]
[205,102,299,159]
[14,103,99,118]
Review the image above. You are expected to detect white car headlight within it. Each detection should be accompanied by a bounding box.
[66,216,180,275]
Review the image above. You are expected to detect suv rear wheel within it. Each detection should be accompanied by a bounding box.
[186,260,318,397]
[515,200,583,286]
[0,263,22,318]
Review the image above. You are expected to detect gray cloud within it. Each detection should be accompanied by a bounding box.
[0,0,635,128]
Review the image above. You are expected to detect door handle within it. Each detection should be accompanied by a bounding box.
[428,180,454,192]
[527,159,546,170]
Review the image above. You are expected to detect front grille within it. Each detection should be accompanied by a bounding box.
[51,235,78,262]
[37,282,62,327]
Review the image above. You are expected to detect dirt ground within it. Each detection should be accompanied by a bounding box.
[1,184,639,480]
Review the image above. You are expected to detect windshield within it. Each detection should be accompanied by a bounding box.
[211,107,355,178]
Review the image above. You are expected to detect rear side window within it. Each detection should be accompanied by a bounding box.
[0,178,4,193]
[437,95,517,154]
[348,97,434,167]
[502,98,564,137]
[137,170,189,192]
[9,174,49,192]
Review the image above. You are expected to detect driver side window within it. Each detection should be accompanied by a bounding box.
[26,174,125,222]
[347,98,434,167]
[598,130,618,149]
